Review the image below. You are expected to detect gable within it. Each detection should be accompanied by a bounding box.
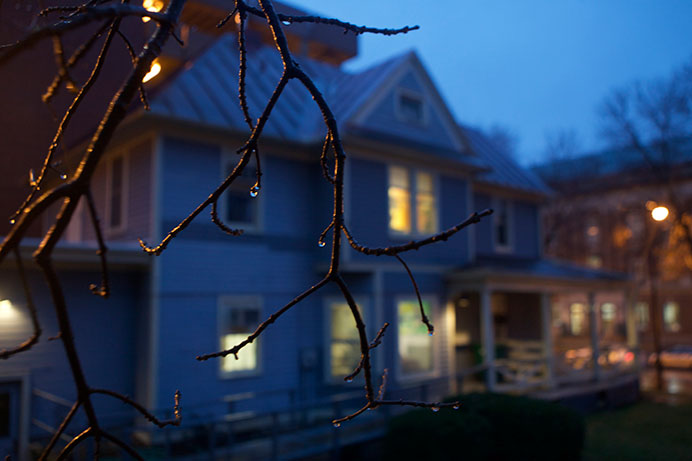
[348,53,466,154]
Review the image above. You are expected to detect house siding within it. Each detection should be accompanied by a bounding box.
[0,266,146,437]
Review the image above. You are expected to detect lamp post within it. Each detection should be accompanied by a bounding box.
[645,203,669,392]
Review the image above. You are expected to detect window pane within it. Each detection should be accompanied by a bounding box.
[221,333,257,372]
[494,200,509,247]
[635,302,649,330]
[663,302,681,332]
[569,303,585,335]
[330,302,362,378]
[399,94,423,123]
[398,300,433,375]
[226,190,255,224]
[389,167,411,233]
[220,297,260,374]
[416,172,437,234]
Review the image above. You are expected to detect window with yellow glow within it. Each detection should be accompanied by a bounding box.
[635,302,649,330]
[388,166,437,235]
[398,299,434,376]
[219,296,261,375]
[600,302,616,336]
[415,172,437,234]
[328,301,364,379]
[388,166,411,233]
[569,303,585,335]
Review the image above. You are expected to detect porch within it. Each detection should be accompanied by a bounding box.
[449,256,638,398]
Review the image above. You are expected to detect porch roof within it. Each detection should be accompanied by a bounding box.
[450,256,630,291]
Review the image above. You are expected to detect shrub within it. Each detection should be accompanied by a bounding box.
[384,393,585,461]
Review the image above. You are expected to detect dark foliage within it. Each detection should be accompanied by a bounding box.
[384,393,585,461]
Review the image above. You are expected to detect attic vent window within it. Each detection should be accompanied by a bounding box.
[397,91,425,124]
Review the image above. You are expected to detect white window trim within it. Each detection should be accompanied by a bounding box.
[105,151,128,236]
[323,296,369,384]
[491,197,513,253]
[394,87,428,126]
[388,165,439,239]
[220,148,263,234]
[395,294,440,383]
[217,294,263,379]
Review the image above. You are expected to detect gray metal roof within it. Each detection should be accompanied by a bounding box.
[461,126,551,195]
[149,34,409,145]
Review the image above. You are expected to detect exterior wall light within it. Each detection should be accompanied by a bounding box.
[143,60,162,83]
[142,0,164,23]
[0,299,17,320]
[651,206,669,222]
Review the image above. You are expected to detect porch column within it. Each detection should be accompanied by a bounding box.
[588,292,601,381]
[540,292,555,389]
[480,287,496,391]
[624,288,638,351]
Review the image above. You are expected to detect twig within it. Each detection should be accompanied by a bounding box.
[395,254,434,334]
[85,190,110,297]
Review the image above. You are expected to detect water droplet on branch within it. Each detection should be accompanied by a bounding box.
[431,406,440,412]
[333,422,341,428]
[318,240,326,248]
[249,185,260,197]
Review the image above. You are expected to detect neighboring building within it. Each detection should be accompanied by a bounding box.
[534,144,692,357]
[0,2,638,459]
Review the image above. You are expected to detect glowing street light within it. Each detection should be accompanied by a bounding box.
[651,206,669,222]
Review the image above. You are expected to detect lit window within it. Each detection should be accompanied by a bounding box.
[663,301,681,332]
[219,296,261,375]
[224,156,259,227]
[388,166,411,233]
[107,154,126,232]
[398,299,434,376]
[415,172,437,234]
[328,301,364,379]
[601,302,616,336]
[635,302,649,330]
[493,198,511,250]
[388,166,437,235]
[569,303,585,335]
[397,92,424,124]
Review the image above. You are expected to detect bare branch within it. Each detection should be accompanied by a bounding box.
[395,254,434,334]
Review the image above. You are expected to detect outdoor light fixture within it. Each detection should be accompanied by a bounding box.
[142,60,161,83]
[651,206,669,222]
[141,0,164,23]
[0,299,17,320]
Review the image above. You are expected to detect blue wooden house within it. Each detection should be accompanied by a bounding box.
[0,3,638,458]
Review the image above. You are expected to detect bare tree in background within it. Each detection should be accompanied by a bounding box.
[599,56,692,390]
[0,1,491,458]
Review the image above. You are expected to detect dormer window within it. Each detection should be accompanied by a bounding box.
[396,90,425,125]
[492,198,512,252]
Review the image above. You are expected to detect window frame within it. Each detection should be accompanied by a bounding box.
[395,295,439,383]
[323,296,369,384]
[220,149,263,233]
[217,295,263,379]
[491,197,513,253]
[387,165,439,238]
[394,87,428,126]
[105,151,128,235]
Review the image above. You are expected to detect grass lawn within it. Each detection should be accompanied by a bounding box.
[583,397,692,461]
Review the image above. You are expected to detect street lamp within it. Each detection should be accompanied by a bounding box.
[645,202,669,391]
[651,206,669,222]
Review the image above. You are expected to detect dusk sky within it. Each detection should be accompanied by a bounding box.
[288,1,692,165]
